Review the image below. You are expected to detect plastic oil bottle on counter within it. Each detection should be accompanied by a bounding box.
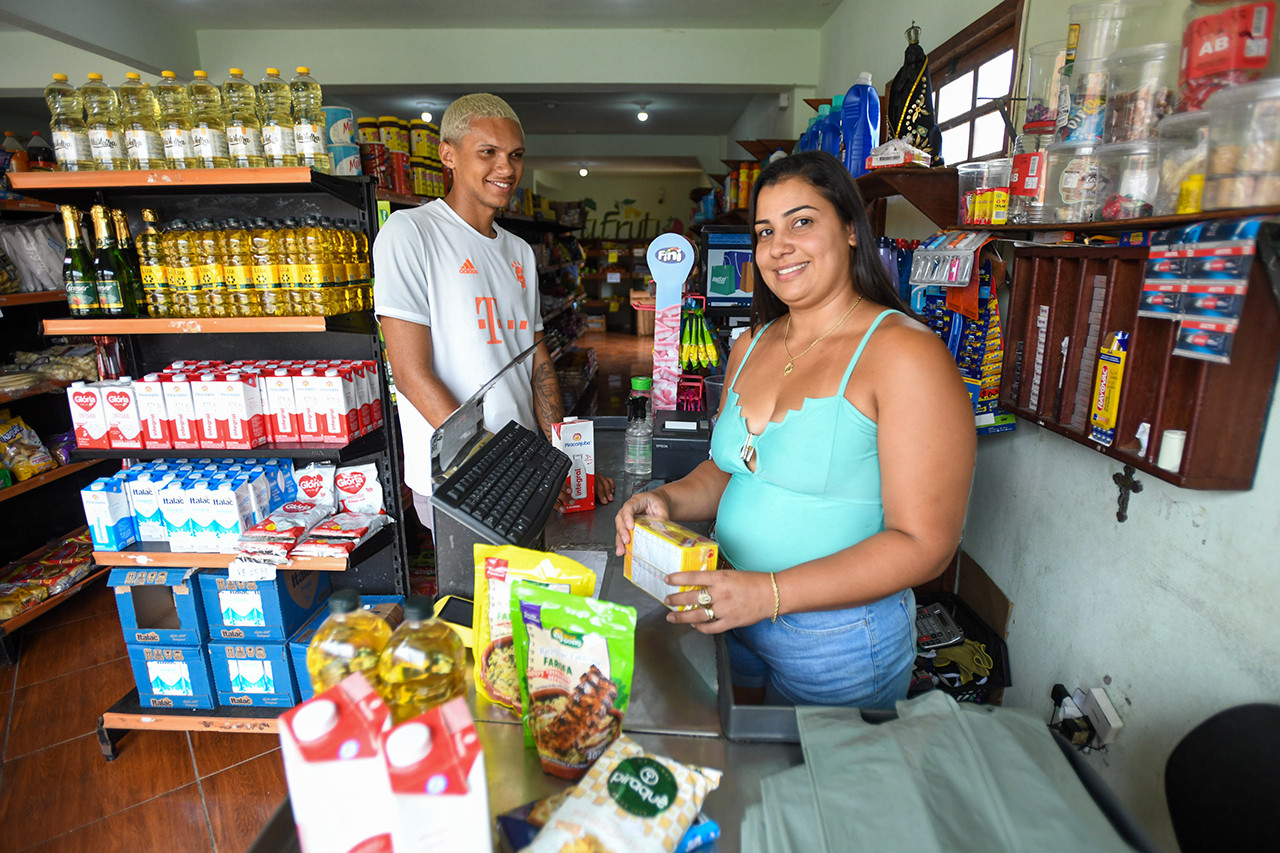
[222,218,262,316]
[119,73,166,170]
[136,209,174,317]
[290,67,330,174]
[61,205,98,316]
[222,69,265,168]
[188,71,231,169]
[249,217,287,316]
[82,73,128,171]
[155,71,197,169]
[306,589,393,695]
[44,73,93,171]
[377,596,465,724]
[163,219,203,317]
[258,68,298,168]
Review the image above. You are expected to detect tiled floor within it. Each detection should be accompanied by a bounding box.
[0,333,652,853]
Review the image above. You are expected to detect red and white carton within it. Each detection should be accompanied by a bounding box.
[134,374,172,449]
[294,368,325,443]
[349,361,375,434]
[551,417,594,513]
[265,368,301,443]
[218,372,268,450]
[380,697,491,853]
[279,673,393,853]
[334,363,370,437]
[363,360,384,429]
[103,378,144,450]
[191,372,226,450]
[161,373,201,450]
[320,368,360,443]
[66,381,111,449]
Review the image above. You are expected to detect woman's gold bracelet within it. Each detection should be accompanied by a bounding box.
[769,572,779,624]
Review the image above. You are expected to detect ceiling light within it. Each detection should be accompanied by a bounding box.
[420,111,432,122]
[579,167,589,177]
[636,101,650,122]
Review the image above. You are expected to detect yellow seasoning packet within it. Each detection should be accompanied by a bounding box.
[472,544,596,709]
[522,734,722,853]
[623,517,717,611]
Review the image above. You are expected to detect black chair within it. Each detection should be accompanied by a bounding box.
[1164,703,1280,852]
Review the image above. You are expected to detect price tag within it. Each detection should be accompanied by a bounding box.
[608,251,618,263]
[228,562,277,583]
[607,272,622,284]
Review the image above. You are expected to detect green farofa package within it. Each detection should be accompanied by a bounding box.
[511,580,637,781]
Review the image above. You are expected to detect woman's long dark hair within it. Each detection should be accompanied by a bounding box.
[748,150,910,331]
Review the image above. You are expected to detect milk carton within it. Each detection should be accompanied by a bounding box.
[264,368,301,443]
[66,381,111,449]
[160,479,196,552]
[218,372,268,450]
[184,480,220,551]
[102,378,145,450]
[134,374,172,449]
[208,478,255,552]
[81,477,138,550]
[161,373,201,450]
[223,465,273,520]
[191,373,225,450]
[322,368,362,442]
[362,360,384,429]
[343,361,374,435]
[293,368,324,442]
[279,674,394,853]
[126,470,176,542]
[552,417,595,513]
[381,697,492,853]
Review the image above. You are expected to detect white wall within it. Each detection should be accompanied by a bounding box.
[535,171,709,238]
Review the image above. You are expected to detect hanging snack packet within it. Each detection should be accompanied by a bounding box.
[334,463,384,514]
[0,412,57,481]
[472,544,597,710]
[292,462,337,511]
[523,734,722,853]
[511,581,636,780]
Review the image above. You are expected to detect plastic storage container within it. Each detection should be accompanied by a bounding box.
[1155,110,1211,215]
[1009,132,1053,224]
[1062,58,1110,143]
[1178,0,1280,112]
[1105,43,1177,142]
[1066,0,1164,73]
[958,162,987,225]
[1045,141,1101,222]
[1203,78,1280,209]
[1023,41,1068,133]
[1095,140,1160,219]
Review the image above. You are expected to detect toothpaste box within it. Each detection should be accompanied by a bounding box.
[191,373,226,450]
[199,569,332,642]
[125,470,176,542]
[624,517,718,611]
[67,381,111,449]
[127,643,217,710]
[208,641,301,707]
[111,567,208,645]
[218,372,268,450]
[551,417,595,514]
[265,368,301,443]
[81,477,138,551]
[102,379,144,450]
[161,373,201,450]
[134,374,172,449]
[160,479,196,552]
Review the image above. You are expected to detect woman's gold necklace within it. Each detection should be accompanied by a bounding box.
[781,294,863,376]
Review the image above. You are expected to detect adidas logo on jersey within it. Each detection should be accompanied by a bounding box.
[459,259,478,275]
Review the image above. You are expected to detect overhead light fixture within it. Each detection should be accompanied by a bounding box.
[636,101,650,122]
[579,166,589,177]
[417,101,435,122]
[421,110,432,122]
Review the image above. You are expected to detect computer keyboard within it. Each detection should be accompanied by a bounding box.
[432,420,572,547]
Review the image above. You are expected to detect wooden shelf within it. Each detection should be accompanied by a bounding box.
[7,168,371,207]
[0,460,112,504]
[0,377,73,405]
[804,98,833,112]
[100,687,281,737]
[734,141,772,162]
[987,204,1280,236]
[42,311,374,336]
[0,198,58,215]
[855,167,958,230]
[0,290,66,307]
[91,523,393,572]
[0,565,109,636]
[73,427,385,463]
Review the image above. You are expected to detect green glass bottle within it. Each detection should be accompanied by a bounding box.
[90,205,130,316]
[61,205,98,317]
[110,209,147,316]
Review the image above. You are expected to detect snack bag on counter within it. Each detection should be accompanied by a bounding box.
[0,411,57,481]
[522,734,722,853]
[624,517,717,611]
[472,544,597,709]
[511,581,636,781]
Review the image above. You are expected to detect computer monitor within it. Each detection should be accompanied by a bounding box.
[700,225,754,307]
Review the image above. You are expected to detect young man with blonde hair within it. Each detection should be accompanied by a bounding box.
[374,93,613,529]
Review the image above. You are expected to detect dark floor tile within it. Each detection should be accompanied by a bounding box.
[24,783,214,853]
[0,655,14,693]
[0,730,197,850]
[190,730,282,779]
[27,576,118,632]
[16,611,127,688]
[200,748,288,853]
[0,688,11,765]
[7,657,132,759]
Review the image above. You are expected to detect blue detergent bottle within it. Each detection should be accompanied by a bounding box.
[798,116,817,152]
[817,104,842,157]
[842,72,880,178]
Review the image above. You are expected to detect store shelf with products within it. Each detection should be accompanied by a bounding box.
[985,204,1280,235]
[1,566,110,656]
[0,290,66,307]
[0,459,113,503]
[8,167,369,208]
[71,428,386,463]
[42,311,375,337]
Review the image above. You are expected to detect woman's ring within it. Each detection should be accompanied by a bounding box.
[705,606,716,622]
[697,589,712,606]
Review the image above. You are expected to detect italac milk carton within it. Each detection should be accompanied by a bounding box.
[551,417,595,513]
[381,697,492,853]
[279,673,394,853]
[67,381,111,449]
[161,373,201,450]
[102,377,145,450]
[217,372,268,450]
[160,479,195,552]
[134,373,172,449]
[222,466,272,521]
[81,477,138,550]
[208,478,255,552]
[126,470,176,542]
[184,480,220,552]
[191,372,225,450]
[264,368,301,443]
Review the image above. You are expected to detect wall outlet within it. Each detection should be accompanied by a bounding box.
[1081,687,1123,746]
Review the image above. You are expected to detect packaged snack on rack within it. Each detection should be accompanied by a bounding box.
[334,463,383,514]
[1105,43,1176,143]
[1155,111,1211,215]
[292,462,336,510]
[0,412,57,481]
[909,231,991,288]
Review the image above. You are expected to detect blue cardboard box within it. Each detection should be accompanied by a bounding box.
[208,641,300,708]
[127,643,217,710]
[111,567,208,646]
[288,594,405,701]
[198,569,331,642]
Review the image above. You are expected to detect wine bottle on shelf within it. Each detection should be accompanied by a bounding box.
[110,209,148,316]
[61,205,98,317]
[89,204,133,316]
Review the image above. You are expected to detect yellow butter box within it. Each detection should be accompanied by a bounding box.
[624,517,717,611]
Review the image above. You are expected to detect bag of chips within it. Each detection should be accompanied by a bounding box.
[0,411,57,481]
[472,544,597,710]
[511,580,636,781]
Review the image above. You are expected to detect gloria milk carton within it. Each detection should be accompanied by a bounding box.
[102,378,144,450]
[551,417,595,513]
[66,381,110,449]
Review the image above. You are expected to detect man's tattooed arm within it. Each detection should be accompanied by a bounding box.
[532,355,564,439]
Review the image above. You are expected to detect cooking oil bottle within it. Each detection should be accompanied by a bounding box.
[192,218,227,317]
[306,590,393,695]
[376,596,465,724]
[44,74,93,171]
[248,217,286,316]
[277,217,303,316]
[290,67,330,174]
[222,69,265,168]
[322,217,353,312]
[349,219,372,311]
[82,73,128,170]
[136,209,173,317]
[155,71,196,169]
[118,73,166,170]
[163,219,202,317]
[222,218,261,316]
[298,215,335,315]
[189,71,231,169]
[258,68,297,168]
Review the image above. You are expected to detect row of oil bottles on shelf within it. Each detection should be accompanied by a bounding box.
[60,205,371,319]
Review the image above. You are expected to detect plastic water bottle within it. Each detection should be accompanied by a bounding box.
[119,73,166,169]
[25,132,57,171]
[43,74,93,171]
[258,68,298,167]
[82,73,128,171]
[155,71,196,169]
[306,590,393,695]
[631,376,654,427]
[222,69,265,168]
[188,71,231,168]
[624,394,652,478]
[842,72,880,178]
[290,67,330,174]
[377,596,465,724]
